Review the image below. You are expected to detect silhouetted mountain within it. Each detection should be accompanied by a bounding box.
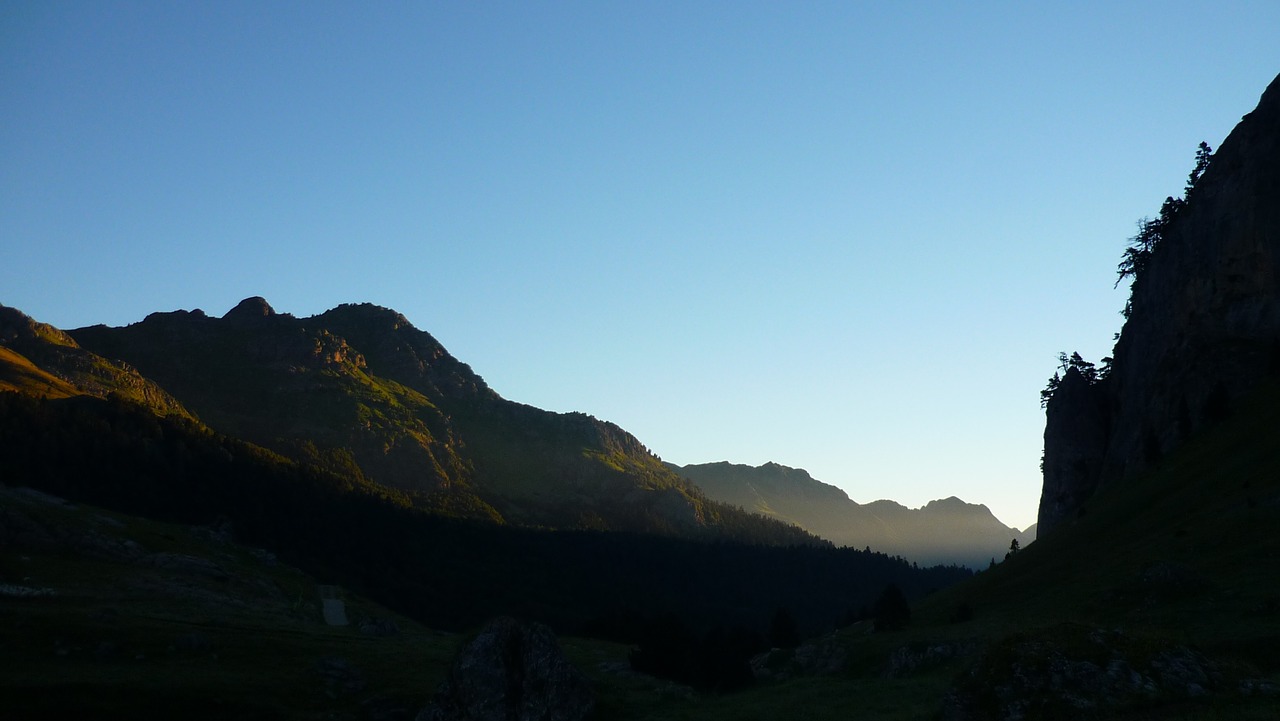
[673,461,1032,568]
[1040,72,1280,536]
[4,300,816,545]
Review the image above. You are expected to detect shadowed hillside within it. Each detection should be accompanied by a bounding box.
[1,298,808,542]
[0,389,970,650]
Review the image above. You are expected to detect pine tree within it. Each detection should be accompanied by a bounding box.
[872,583,911,632]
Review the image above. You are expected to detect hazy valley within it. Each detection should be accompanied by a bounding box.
[672,461,1033,569]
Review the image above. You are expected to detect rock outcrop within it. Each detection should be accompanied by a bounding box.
[417,617,595,721]
[1038,72,1280,536]
[1038,367,1109,532]
[222,295,277,323]
[943,627,1225,720]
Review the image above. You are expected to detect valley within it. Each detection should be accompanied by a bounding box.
[2,68,1279,721]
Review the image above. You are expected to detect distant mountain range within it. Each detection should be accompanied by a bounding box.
[672,461,1032,568]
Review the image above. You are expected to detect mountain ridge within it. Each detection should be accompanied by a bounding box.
[673,460,1031,568]
[4,299,819,545]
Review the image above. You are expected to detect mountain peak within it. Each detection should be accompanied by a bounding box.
[760,461,813,478]
[320,302,408,327]
[314,303,494,401]
[923,496,970,510]
[0,305,78,348]
[223,296,276,322]
[922,497,999,522]
[679,461,1031,568]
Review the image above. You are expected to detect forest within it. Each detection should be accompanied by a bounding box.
[0,391,971,688]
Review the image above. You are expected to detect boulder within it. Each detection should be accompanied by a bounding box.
[943,626,1221,720]
[417,617,595,721]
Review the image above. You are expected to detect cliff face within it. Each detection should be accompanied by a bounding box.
[1039,367,1108,533]
[1038,73,1280,536]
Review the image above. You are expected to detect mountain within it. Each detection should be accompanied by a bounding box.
[1039,72,1280,536]
[673,461,1032,568]
[5,297,805,543]
[0,388,973,680]
[0,297,987,712]
[0,305,193,417]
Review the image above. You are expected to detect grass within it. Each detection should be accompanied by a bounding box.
[0,347,81,398]
[0,487,458,720]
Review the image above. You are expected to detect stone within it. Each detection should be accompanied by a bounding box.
[358,617,400,636]
[748,634,851,681]
[943,627,1221,720]
[417,617,595,721]
[885,640,975,678]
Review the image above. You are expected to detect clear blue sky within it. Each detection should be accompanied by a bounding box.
[4,2,1278,530]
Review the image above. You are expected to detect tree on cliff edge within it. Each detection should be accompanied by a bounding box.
[1116,142,1213,298]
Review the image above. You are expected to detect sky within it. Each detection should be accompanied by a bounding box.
[3,2,1278,531]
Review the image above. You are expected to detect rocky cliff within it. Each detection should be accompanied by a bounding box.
[1039,72,1280,536]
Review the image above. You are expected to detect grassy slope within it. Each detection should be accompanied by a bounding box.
[922,380,1280,642]
[0,347,81,398]
[0,307,195,420]
[0,486,458,720]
